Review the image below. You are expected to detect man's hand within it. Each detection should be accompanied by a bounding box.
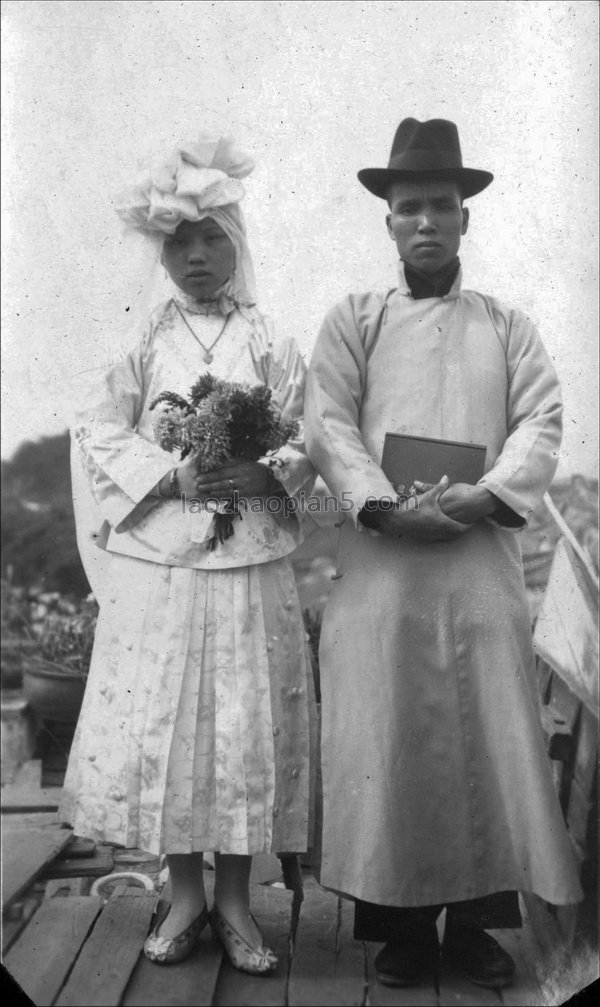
[375,476,470,542]
[434,482,496,524]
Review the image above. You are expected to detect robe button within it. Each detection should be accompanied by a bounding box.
[285,600,294,610]
[291,768,299,778]
[266,643,273,652]
[273,806,279,818]
[272,726,280,737]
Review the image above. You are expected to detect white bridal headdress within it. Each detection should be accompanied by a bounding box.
[114,133,257,312]
[115,134,255,235]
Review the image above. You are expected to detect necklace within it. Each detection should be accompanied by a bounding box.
[172,299,231,363]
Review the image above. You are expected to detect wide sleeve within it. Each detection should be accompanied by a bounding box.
[304,295,397,523]
[259,323,315,502]
[478,308,563,527]
[73,339,175,533]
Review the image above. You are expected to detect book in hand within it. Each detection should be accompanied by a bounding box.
[381,433,487,495]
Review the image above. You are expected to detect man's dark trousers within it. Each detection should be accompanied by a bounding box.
[354,891,522,942]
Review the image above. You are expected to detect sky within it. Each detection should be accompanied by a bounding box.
[2,0,598,476]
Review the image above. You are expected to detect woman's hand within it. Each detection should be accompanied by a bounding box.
[194,460,276,500]
[175,457,203,497]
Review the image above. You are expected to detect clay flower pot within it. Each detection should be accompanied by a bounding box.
[22,659,87,725]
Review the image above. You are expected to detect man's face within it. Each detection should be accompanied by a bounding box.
[161,218,235,299]
[386,180,469,274]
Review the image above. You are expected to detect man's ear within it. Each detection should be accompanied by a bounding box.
[461,206,469,235]
[386,213,394,239]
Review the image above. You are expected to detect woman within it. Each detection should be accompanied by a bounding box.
[60,135,315,973]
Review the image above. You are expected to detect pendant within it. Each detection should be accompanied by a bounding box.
[203,351,213,364]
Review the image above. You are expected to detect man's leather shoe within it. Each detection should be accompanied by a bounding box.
[442,924,515,988]
[374,936,439,987]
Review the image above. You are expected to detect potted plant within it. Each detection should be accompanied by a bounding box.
[22,596,98,725]
[1,579,39,691]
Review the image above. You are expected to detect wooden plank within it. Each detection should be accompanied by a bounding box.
[58,837,97,859]
[3,896,103,1007]
[42,848,115,880]
[213,883,293,1006]
[288,875,365,1006]
[2,811,63,830]
[55,892,156,1006]
[1,894,42,955]
[2,827,73,911]
[1,784,63,813]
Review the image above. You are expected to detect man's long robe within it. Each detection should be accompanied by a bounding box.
[304,266,583,907]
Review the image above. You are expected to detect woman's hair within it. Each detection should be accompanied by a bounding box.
[194,204,256,307]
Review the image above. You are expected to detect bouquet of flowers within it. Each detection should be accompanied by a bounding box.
[150,373,298,549]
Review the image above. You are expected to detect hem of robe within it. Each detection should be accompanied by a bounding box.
[314,875,584,910]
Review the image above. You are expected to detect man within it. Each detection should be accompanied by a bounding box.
[304,118,582,989]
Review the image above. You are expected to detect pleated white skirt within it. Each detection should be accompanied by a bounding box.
[60,553,315,856]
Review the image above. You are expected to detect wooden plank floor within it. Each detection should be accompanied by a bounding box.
[5,869,595,1007]
[2,825,73,912]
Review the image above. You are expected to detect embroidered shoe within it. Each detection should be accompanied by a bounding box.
[209,905,278,975]
[143,903,209,965]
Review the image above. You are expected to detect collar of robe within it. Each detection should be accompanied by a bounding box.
[399,256,461,300]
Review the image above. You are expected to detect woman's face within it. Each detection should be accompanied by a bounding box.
[161,218,235,299]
